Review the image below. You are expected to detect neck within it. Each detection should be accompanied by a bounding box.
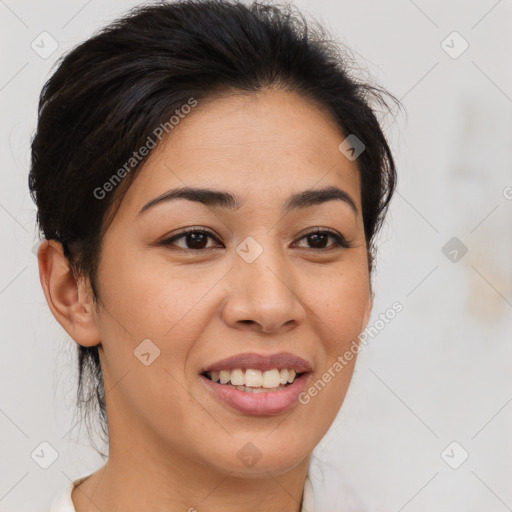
[72,423,310,512]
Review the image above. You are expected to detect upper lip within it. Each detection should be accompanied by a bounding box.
[200,352,313,374]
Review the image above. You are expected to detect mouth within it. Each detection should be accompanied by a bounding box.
[198,351,313,414]
[200,368,308,393]
[199,368,311,415]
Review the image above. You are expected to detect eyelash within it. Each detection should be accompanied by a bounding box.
[159,227,352,252]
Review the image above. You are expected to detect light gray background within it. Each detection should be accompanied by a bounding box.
[1,0,511,510]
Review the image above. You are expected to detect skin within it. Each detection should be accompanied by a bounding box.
[38,88,373,512]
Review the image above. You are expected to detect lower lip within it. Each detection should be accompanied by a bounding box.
[199,373,310,415]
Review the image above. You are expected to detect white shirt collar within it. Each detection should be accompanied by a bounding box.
[50,473,315,511]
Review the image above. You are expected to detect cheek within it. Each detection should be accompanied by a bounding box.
[303,274,368,422]
[95,257,210,436]
[96,248,225,413]
[99,243,212,337]
[313,264,370,348]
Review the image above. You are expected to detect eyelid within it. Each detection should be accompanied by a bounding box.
[164,226,218,239]
[158,226,221,246]
[293,227,352,249]
[159,226,352,250]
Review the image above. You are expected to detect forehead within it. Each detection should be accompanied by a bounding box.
[118,89,362,216]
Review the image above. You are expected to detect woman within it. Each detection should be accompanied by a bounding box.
[29,1,400,510]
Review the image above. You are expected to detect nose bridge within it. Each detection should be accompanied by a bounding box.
[239,232,293,295]
[224,232,304,331]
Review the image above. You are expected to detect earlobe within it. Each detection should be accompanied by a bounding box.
[37,240,101,347]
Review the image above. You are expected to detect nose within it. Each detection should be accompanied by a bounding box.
[221,243,306,334]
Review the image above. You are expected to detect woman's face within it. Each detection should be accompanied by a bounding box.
[88,89,372,475]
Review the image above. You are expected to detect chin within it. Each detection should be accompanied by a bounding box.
[205,436,310,477]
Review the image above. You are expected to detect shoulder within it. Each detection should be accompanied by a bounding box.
[301,472,316,512]
[49,475,90,512]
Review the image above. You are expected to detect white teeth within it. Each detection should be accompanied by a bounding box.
[262,369,281,388]
[230,368,245,386]
[245,369,262,387]
[232,384,287,393]
[219,370,230,385]
[205,368,301,387]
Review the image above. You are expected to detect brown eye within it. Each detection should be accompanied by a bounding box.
[160,229,221,250]
[294,229,351,250]
[306,232,330,249]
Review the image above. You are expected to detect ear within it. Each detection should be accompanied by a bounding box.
[37,240,101,347]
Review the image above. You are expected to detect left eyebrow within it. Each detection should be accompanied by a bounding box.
[137,185,358,217]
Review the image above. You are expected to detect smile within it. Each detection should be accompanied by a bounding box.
[203,367,302,391]
[199,370,311,415]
